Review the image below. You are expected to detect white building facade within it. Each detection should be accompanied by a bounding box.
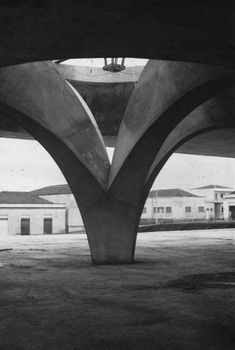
[0,192,66,236]
[190,185,233,219]
[31,185,84,232]
[141,189,206,223]
[27,184,235,233]
[222,191,235,220]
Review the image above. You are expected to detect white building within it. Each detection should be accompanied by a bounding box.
[190,184,233,219]
[26,183,235,233]
[222,191,235,220]
[31,185,84,232]
[0,191,66,236]
[141,188,206,223]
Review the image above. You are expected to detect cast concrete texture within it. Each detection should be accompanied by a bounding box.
[0,2,234,263]
[0,61,110,189]
[0,1,234,67]
[1,64,235,159]
[0,59,234,263]
[0,231,234,350]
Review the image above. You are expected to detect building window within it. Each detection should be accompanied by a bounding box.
[157,207,164,213]
[222,206,224,213]
[215,193,218,200]
[143,207,147,213]
[221,194,224,198]
[198,206,204,213]
[166,207,172,213]
[185,206,191,213]
[153,207,156,213]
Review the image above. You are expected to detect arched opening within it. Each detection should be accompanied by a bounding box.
[0,60,234,264]
[0,103,104,254]
[0,105,120,262]
[0,108,91,237]
[139,126,235,233]
[109,61,235,190]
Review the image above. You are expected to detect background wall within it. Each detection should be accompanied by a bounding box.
[0,206,66,235]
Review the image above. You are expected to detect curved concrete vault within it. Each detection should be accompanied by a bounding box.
[0,59,234,264]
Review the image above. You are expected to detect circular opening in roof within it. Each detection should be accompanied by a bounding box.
[60,58,148,67]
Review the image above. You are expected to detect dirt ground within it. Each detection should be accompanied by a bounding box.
[0,230,234,350]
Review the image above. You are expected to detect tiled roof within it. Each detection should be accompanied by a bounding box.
[192,184,231,189]
[0,192,53,204]
[31,184,72,196]
[149,189,199,198]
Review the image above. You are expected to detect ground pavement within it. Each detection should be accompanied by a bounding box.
[0,230,234,350]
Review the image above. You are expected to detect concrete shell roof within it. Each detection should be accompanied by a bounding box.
[31,184,72,196]
[149,189,199,198]
[0,192,53,204]
[0,1,233,67]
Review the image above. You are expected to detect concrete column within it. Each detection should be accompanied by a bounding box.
[79,194,138,264]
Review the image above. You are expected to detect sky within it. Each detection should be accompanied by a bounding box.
[0,138,235,192]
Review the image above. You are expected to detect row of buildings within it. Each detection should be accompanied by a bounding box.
[1,184,235,236]
[141,185,235,223]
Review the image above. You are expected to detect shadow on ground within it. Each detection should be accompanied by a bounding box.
[0,231,234,350]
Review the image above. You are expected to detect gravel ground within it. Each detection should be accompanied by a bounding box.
[0,230,234,350]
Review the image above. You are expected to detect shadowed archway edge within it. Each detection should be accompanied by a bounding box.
[0,61,110,189]
[0,102,106,198]
[110,60,234,185]
[0,102,108,261]
[146,88,235,182]
[132,124,235,256]
[144,124,235,201]
[109,73,235,202]
[0,102,105,205]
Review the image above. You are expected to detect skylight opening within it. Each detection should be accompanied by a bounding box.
[54,58,148,67]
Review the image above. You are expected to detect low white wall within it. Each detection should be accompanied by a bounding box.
[0,206,66,235]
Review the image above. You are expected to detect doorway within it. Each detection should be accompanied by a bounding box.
[44,218,52,234]
[0,218,8,236]
[229,206,235,220]
[21,218,30,235]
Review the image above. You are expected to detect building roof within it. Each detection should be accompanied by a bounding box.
[192,184,231,190]
[227,191,235,195]
[0,192,53,205]
[149,189,199,198]
[31,184,72,196]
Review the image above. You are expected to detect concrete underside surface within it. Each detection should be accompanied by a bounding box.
[0,2,234,67]
[0,231,234,350]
